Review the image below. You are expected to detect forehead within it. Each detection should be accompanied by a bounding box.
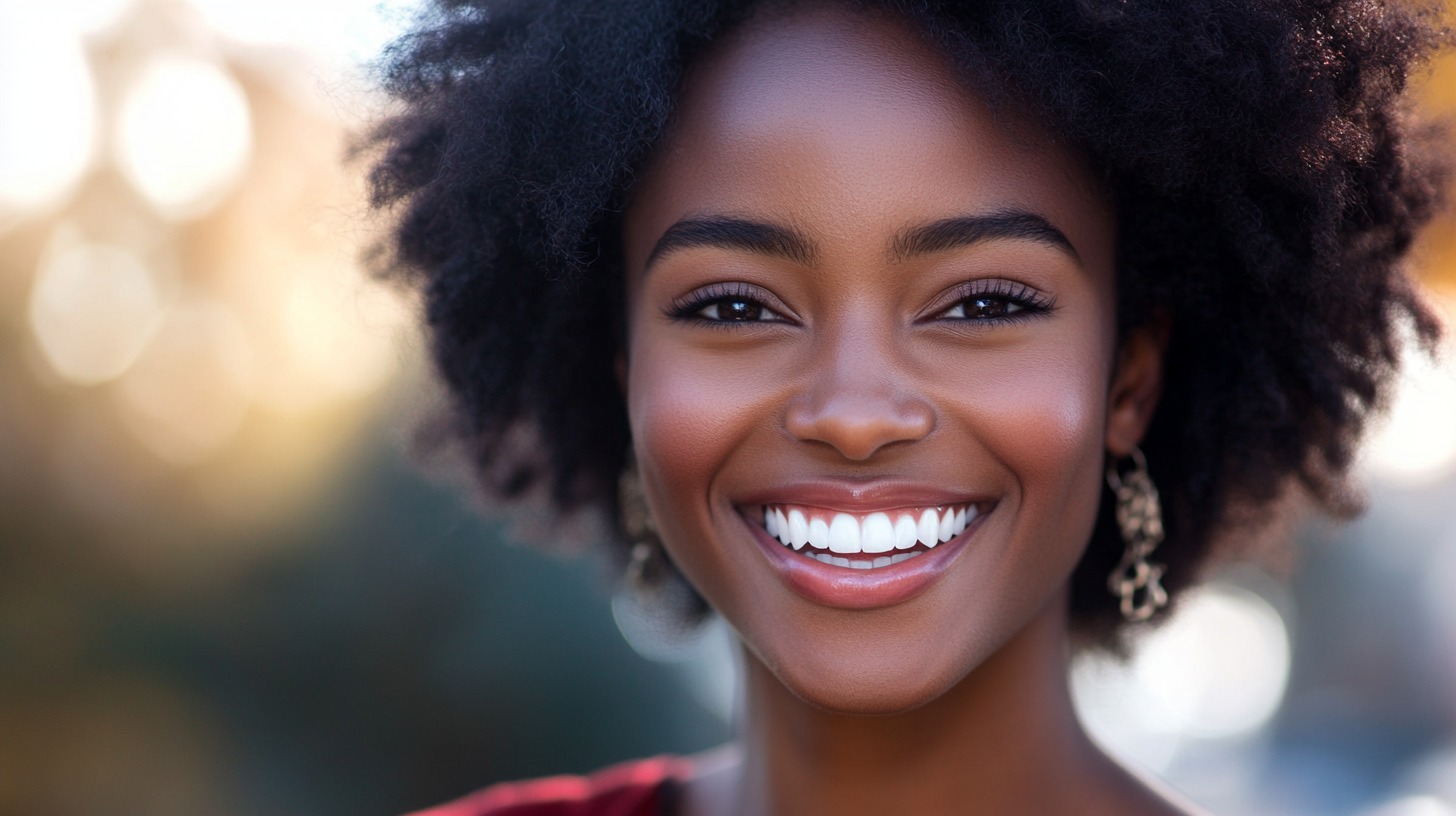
[624,4,1114,273]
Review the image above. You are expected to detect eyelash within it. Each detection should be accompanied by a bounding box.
[931,280,1056,324]
[667,282,789,327]
[666,279,1056,327]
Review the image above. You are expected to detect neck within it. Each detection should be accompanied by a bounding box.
[710,595,1111,816]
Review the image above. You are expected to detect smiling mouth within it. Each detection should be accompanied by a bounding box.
[758,503,981,570]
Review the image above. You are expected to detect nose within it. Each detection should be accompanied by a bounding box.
[784,331,935,461]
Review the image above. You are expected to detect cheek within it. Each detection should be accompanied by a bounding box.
[936,335,1111,559]
[990,346,1110,565]
[624,335,789,620]
[982,349,1105,481]
[625,336,772,522]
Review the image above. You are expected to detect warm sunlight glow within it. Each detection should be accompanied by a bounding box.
[0,7,97,211]
[187,0,422,68]
[51,0,135,36]
[268,270,405,409]
[114,298,255,465]
[28,237,164,385]
[115,55,252,220]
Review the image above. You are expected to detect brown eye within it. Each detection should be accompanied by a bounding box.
[944,296,1025,320]
[700,297,765,321]
[669,282,790,326]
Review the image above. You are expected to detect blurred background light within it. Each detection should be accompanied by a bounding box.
[1360,796,1456,816]
[115,54,252,220]
[1421,524,1456,725]
[49,0,136,37]
[1363,298,1456,487]
[1401,748,1456,806]
[1136,583,1292,739]
[1073,580,1293,771]
[189,0,422,70]
[265,267,405,410]
[27,233,165,386]
[114,297,255,465]
[0,6,98,214]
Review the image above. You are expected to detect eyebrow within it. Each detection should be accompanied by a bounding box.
[890,211,1079,263]
[643,209,1078,271]
[645,217,815,269]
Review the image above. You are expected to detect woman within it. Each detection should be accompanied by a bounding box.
[368,0,1448,813]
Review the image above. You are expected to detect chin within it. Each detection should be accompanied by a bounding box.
[753,634,989,716]
[784,668,967,717]
[794,686,950,717]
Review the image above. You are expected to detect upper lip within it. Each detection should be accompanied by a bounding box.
[735,479,991,514]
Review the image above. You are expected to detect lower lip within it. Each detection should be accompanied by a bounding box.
[744,509,990,610]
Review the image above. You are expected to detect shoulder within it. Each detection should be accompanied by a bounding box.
[404,756,692,816]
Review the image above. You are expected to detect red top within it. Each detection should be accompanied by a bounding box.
[405,757,691,816]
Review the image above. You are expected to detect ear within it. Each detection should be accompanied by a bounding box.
[1104,316,1169,457]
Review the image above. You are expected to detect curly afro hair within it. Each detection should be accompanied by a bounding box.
[368,0,1449,645]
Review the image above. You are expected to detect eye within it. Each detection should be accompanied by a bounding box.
[669,282,789,325]
[942,296,1026,320]
[933,280,1053,323]
[698,296,769,322]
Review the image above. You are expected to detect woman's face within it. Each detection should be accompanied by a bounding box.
[622,6,1160,714]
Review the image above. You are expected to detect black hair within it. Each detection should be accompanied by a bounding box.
[367,0,1449,646]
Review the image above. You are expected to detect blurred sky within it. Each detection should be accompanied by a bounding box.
[1,2,1456,816]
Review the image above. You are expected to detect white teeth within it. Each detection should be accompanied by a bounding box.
[828,513,860,553]
[788,509,809,550]
[805,551,924,568]
[762,504,979,563]
[918,508,939,546]
[809,517,830,550]
[861,512,894,553]
[894,514,918,550]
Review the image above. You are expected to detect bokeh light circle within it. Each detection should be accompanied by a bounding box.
[115,55,252,220]
[1135,584,1292,739]
[28,240,164,385]
[1073,581,1293,770]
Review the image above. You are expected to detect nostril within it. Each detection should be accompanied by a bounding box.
[785,390,935,460]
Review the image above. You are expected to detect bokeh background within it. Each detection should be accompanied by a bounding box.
[2,2,1455,815]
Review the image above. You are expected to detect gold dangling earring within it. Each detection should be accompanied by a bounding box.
[1105,446,1169,622]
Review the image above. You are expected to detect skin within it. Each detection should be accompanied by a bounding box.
[620,5,1191,815]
